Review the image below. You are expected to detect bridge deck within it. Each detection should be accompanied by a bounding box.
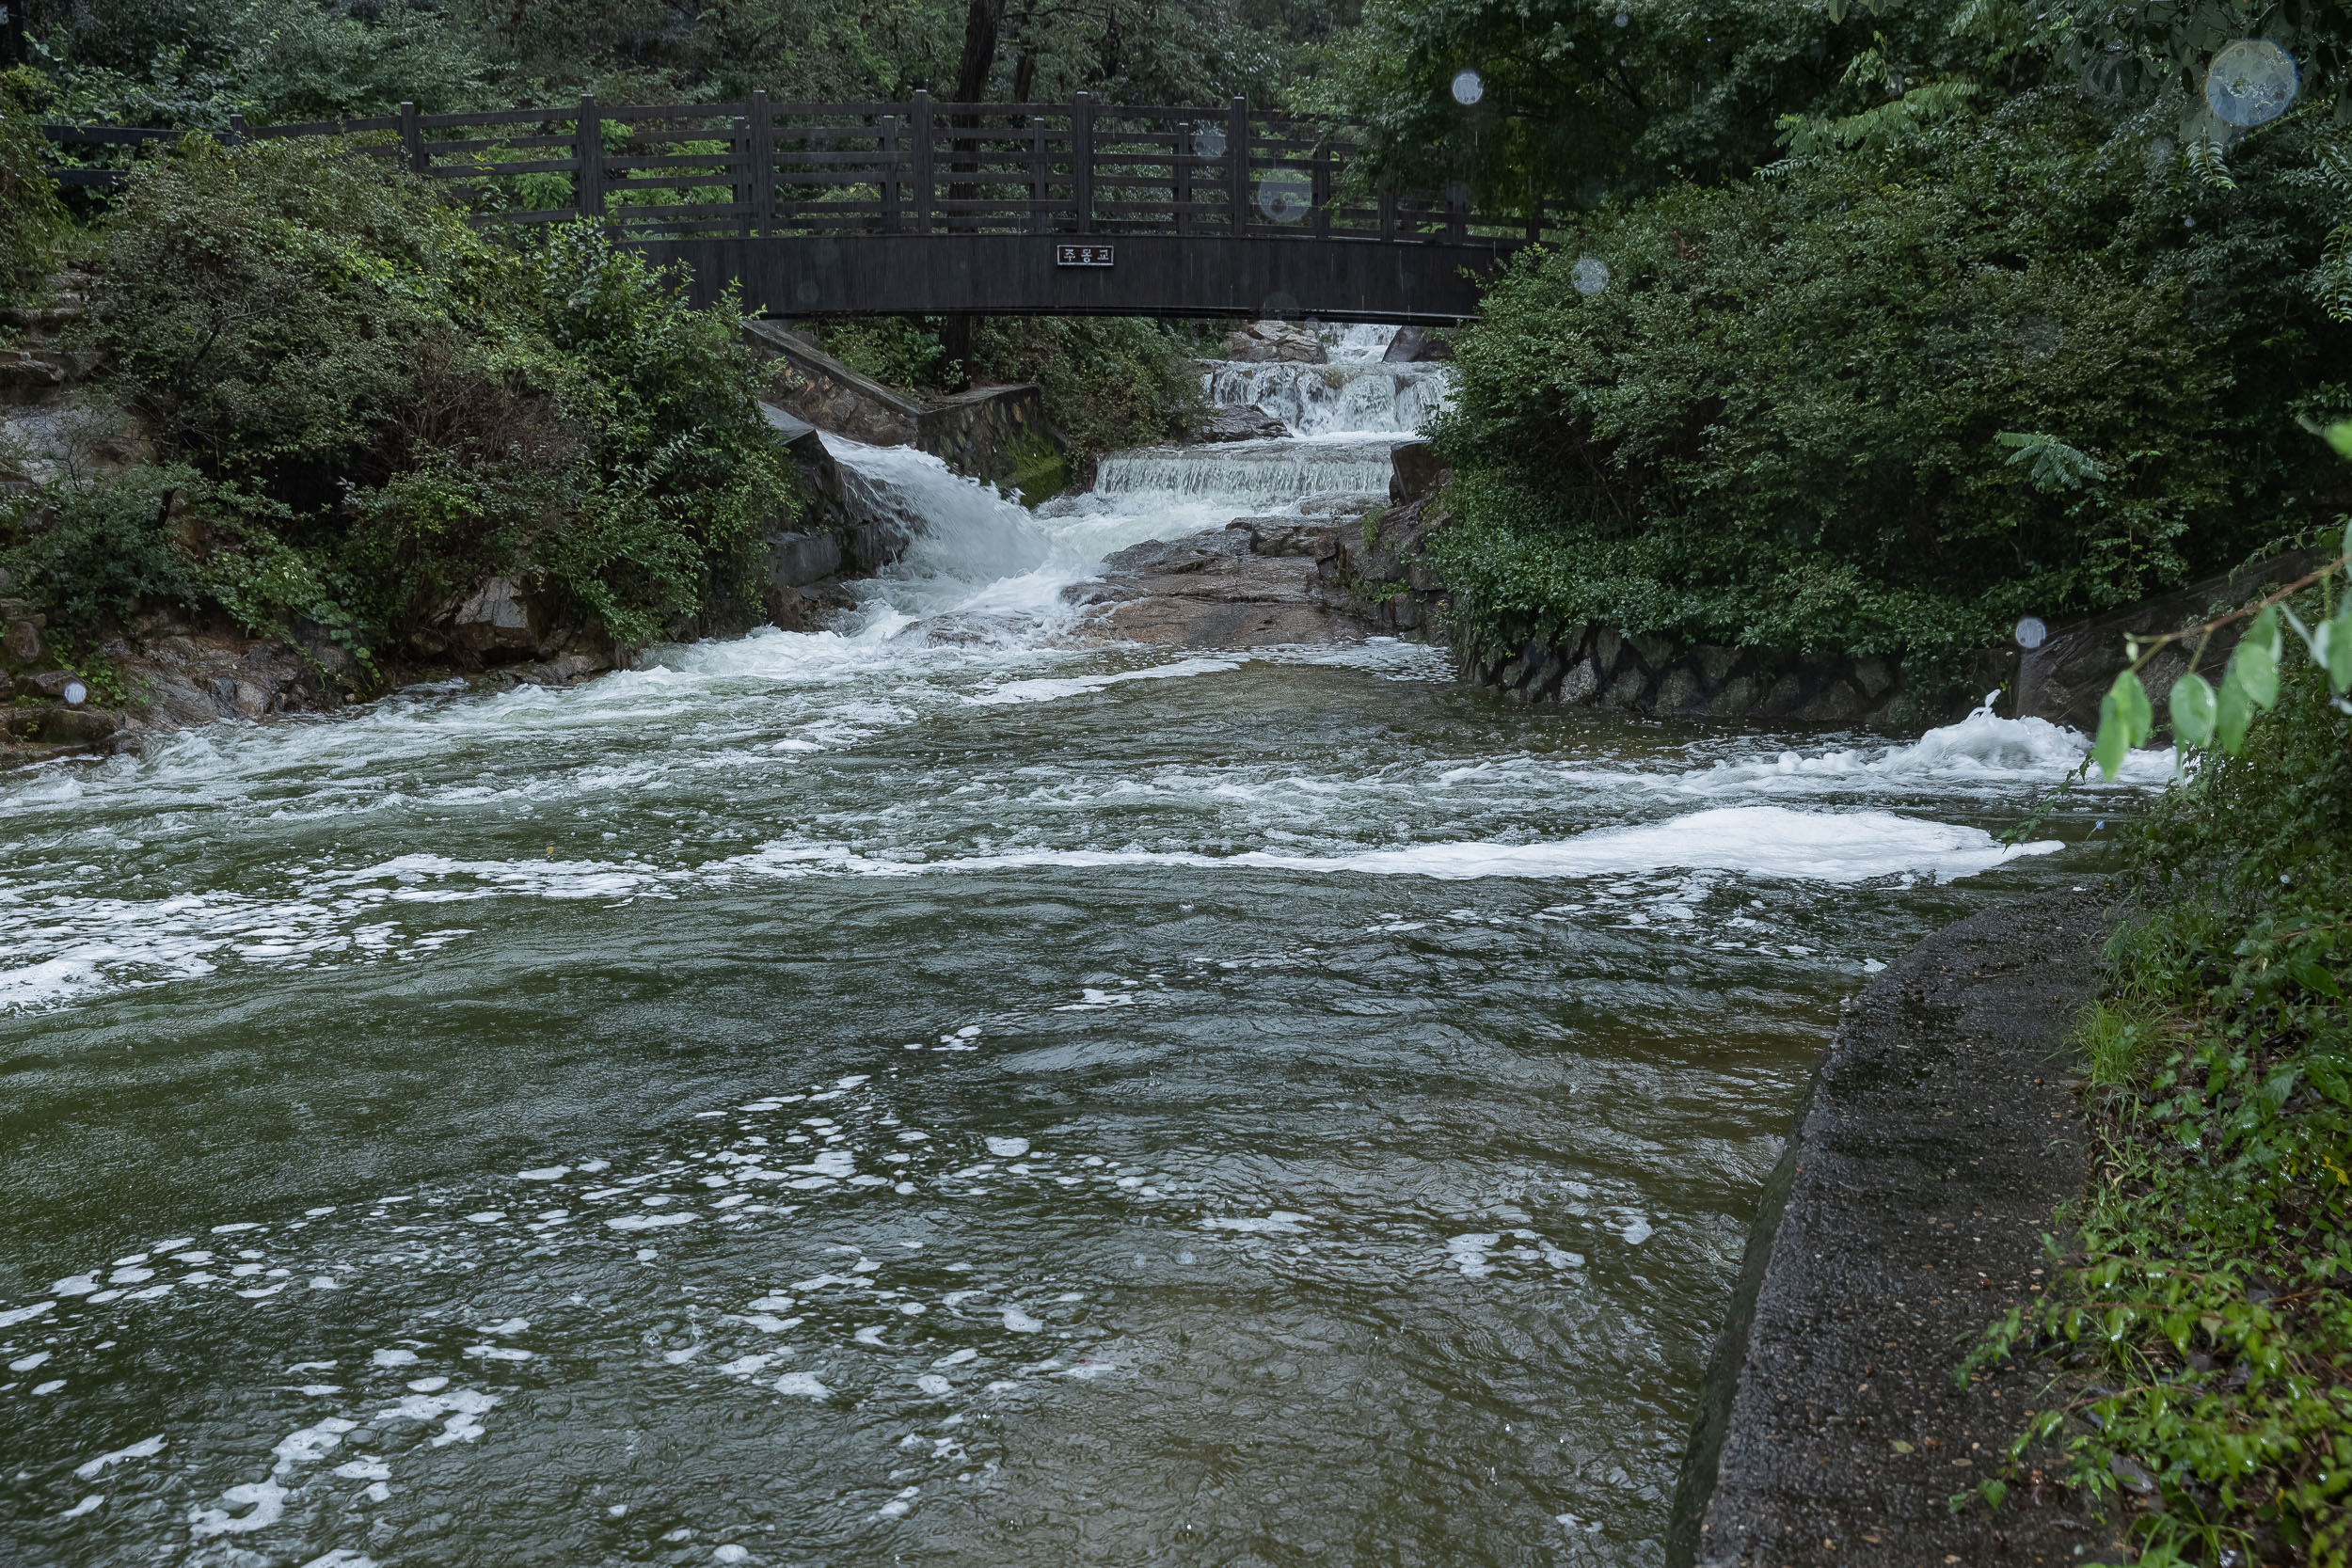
[44,92,1544,321]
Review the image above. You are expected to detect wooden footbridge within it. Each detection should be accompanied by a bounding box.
[42,94,1538,324]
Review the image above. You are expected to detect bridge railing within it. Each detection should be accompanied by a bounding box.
[40,92,1545,246]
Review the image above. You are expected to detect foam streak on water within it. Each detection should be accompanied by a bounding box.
[0,325,2165,1567]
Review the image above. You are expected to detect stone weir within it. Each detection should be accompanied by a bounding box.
[1060,441,1454,648]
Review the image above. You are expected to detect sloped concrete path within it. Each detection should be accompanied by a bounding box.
[1669,887,2134,1568]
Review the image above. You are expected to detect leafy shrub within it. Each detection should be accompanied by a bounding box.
[81,136,505,499]
[0,71,68,306]
[1975,661,2352,1566]
[516,227,797,647]
[46,138,794,666]
[969,315,1201,460]
[820,317,948,390]
[33,0,492,128]
[1431,93,2352,696]
[0,467,195,624]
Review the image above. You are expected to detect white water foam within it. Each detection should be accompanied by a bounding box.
[719,805,2056,885]
[964,657,1243,706]
[1091,439,1398,506]
[1198,362,1452,437]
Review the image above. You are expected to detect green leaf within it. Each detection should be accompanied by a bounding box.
[2229,607,2281,710]
[2092,672,2151,778]
[2326,420,2352,459]
[2091,703,2126,779]
[2169,671,2217,748]
[2115,668,2153,742]
[2217,671,2255,753]
[2329,601,2352,694]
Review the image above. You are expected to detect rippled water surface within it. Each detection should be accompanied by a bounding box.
[0,330,2164,1567]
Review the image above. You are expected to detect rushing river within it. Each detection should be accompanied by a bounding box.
[0,327,2167,1567]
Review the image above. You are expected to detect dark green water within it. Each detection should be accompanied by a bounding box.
[0,435,2162,1567]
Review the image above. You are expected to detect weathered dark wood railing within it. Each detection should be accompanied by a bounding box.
[40,94,1538,322]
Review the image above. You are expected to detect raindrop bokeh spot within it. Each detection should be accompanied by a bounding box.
[2014,617,2048,652]
[2204,39,2298,127]
[1190,125,1226,160]
[1451,69,1485,106]
[1614,8,1629,25]
[1259,290,1301,320]
[1571,256,1610,296]
[1256,169,1311,224]
[2015,316,2063,361]
[2079,47,2137,103]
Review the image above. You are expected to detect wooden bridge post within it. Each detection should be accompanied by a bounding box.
[1026,116,1044,235]
[910,91,933,236]
[226,112,247,147]
[399,102,426,174]
[750,90,773,238]
[577,93,603,220]
[731,113,749,237]
[880,116,900,233]
[1447,180,1466,243]
[1379,183,1396,243]
[1226,98,1248,234]
[1313,141,1330,238]
[1073,92,1094,234]
[1174,121,1190,236]
[1526,194,1542,244]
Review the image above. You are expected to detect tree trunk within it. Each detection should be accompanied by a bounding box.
[953,0,1007,104]
[939,315,974,392]
[943,0,1007,383]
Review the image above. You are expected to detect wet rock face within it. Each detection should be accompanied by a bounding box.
[1381,325,1452,363]
[1064,519,1362,647]
[1219,321,1327,364]
[448,577,543,660]
[1195,404,1290,443]
[3,608,43,665]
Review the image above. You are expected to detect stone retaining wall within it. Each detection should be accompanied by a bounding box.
[1459,630,2004,729]
[741,320,1064,498]
[1666,888,2128,1568]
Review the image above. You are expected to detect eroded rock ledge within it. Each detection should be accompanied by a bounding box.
[1666,888,2131,1568]
[1062,492,1451,648]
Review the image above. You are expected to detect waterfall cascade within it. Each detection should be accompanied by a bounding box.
[1076,323,1453,514]
[795,321,1454,642]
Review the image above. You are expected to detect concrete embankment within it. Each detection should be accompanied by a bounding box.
[1667,887,2133,1568]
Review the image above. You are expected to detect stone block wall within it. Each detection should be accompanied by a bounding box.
[741,319,1066,498]
[1459,629,2002,728]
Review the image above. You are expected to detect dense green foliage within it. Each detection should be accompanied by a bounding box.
[1969,652,2352,1566]
[1311,0,2000,213]
[969,316,1203,459]
[1313,0,2352,218]
[21,0,1358,129]
[0,72,69,307]
[1427,89,2352,692]
[818,313,1202,467]
[0,139,796,670]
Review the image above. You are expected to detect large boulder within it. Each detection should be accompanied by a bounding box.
[2,603,43,665]
[448,577,542,660]
[1220,320,1327,364]
[1196,404,1290,443]
[766,530,845,590]
[1389,438,1447,504]
[1382,325,1453,362]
